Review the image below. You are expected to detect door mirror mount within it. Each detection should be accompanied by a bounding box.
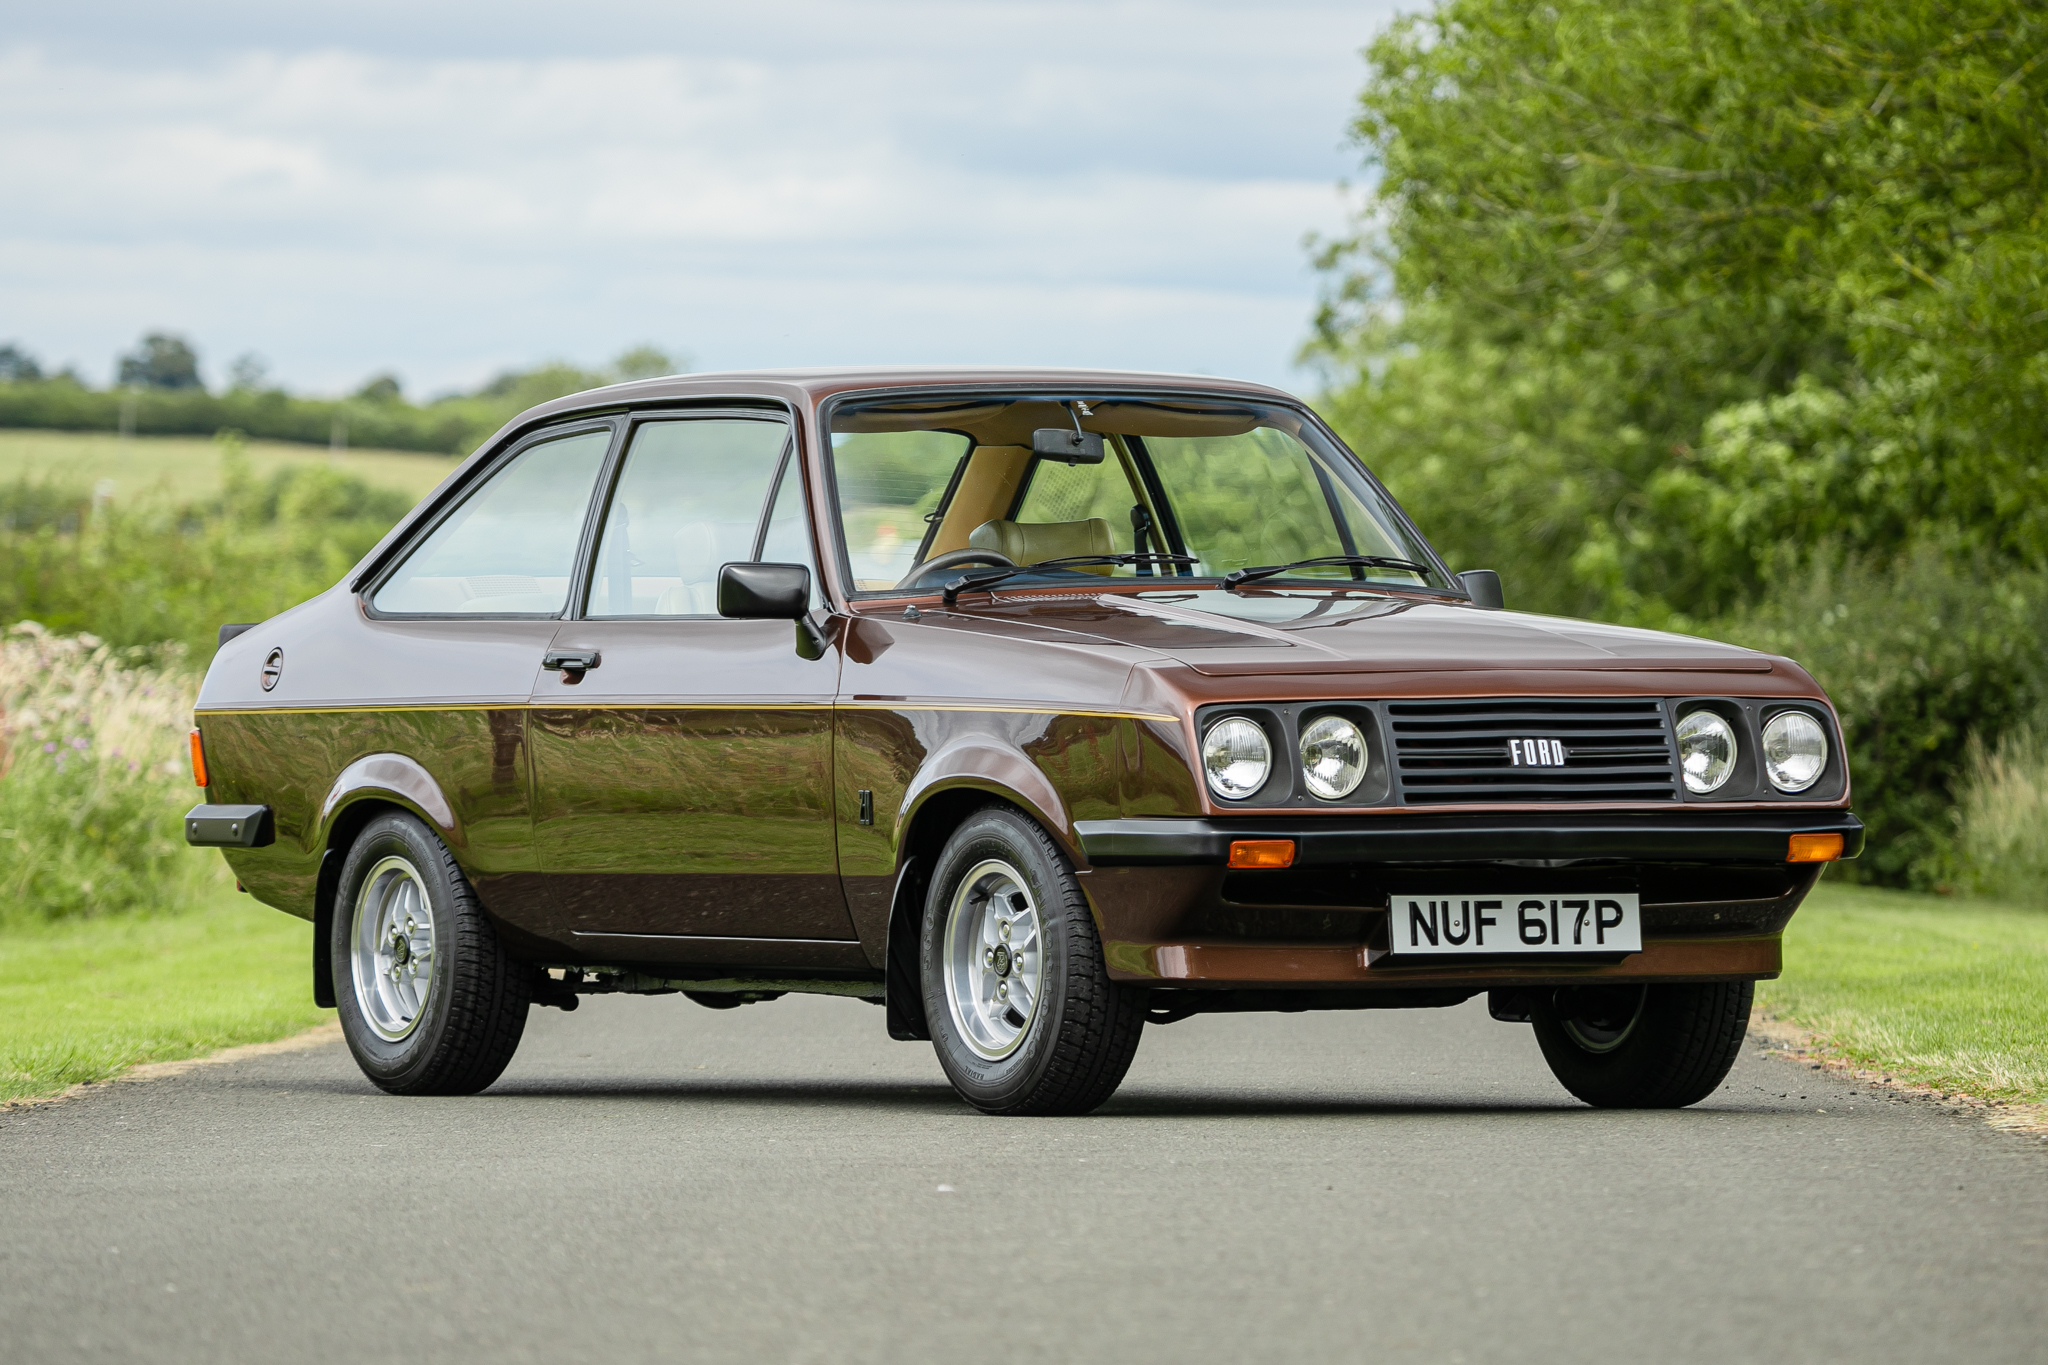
[719,562,828,657]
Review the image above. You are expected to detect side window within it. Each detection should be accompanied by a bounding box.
[758,456,822,610]
[371,427,612,614]
[586,418,791,616]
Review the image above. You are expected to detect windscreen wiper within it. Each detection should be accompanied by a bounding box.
[942,553,1200,605]
[1221,553,1435,590]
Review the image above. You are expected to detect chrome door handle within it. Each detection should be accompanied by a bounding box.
[542,649,601,679]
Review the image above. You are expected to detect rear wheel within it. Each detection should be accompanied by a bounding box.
[332,812,531,1095]
[921,806,1144,1116]
[1532,981,1753,1108]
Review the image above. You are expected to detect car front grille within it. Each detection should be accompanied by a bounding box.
[1388,698,1678,804]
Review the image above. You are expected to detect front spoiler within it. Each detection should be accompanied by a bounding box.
[1074,810,1864,867]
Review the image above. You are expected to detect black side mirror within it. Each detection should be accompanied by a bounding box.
[718,562,809,618]
[1031,427,1105,464]
[1458,569,1504,610]
[718,562,828,659]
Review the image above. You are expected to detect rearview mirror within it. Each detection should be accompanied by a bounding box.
[718,562,810,619]
[1031,427,1105,464]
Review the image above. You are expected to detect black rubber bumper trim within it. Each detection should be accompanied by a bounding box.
[1074,811,1864,866]
[184,803,275,848]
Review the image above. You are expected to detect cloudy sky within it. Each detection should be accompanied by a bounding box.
[1,1,1403,398]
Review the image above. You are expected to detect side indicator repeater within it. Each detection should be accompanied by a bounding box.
[1227,839,1295,870]
[189,729,208,788]
[1787,832,1844,863]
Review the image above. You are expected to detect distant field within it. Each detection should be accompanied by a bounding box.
[0,429,461,503]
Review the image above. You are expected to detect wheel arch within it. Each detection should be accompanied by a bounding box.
[883,784,1083,1042]
[312,760,455,1011]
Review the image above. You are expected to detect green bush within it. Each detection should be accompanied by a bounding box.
[1957,722,2048,906]
[0,625,219,926]
[1718,549,2048,889]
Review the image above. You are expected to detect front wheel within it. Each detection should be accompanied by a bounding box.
[921,806,1145,1116]
[1532,981,1753,1108]
[332,812,531,1095]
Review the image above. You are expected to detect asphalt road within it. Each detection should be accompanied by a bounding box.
[3,990,2045,1364]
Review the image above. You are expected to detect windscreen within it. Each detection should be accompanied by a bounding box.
[827,395,1441,596]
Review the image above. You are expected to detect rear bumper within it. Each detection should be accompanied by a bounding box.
[184,803,275,848]
[1074,809,1864,866]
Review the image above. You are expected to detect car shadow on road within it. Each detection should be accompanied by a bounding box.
[288,1072,1646,1120]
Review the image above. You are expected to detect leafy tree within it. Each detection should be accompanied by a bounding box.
[226,353,270,393]
[115,333,204,391]
[0,344,42,384]
[354,373,404,404]
[612,345,681,382]
[1315,0,2048,620]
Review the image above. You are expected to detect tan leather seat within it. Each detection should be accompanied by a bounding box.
[968,518,1117,574]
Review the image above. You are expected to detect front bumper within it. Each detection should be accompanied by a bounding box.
[1075,809,1860,991]
[1074,809,1864,867]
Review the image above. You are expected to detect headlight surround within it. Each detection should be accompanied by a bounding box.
[1202,717,1271,800]
[1299,715,1367,800]
[1762,711,1828,793]
[1676,710,1737,794]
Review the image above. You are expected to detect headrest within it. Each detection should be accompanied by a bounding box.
[968,518,1117,574]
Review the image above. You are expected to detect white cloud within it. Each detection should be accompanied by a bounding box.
[0,2,1398,396]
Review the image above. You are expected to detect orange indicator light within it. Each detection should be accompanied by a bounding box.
[1228,839,1296,870]
[1787,832,1843,863]
[189,729,208,788]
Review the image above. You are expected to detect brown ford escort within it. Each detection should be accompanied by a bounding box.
[186,367,1861,1114]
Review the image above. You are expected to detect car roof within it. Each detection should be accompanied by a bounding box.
[509,365,1300,430]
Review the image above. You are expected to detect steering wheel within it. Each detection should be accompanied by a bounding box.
[896,547,1017,592]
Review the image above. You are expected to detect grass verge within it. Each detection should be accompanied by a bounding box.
[1758,879,2048,1107]
[0,891,329,1105]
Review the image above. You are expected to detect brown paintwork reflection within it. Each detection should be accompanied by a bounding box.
[204,706,535,919]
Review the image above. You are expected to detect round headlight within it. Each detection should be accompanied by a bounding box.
[1676,710,1737,794]
[1762,711,1828,793]
[1299,715,1367,800]
[1202,717,1271,800]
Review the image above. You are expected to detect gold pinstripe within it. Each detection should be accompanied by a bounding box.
[195,701,1181,723]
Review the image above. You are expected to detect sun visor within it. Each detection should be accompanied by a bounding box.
[831,402,1009,434]
[833,397,1275,443]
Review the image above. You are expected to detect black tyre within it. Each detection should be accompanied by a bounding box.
[921,806,1145,1116]
[1532,980,1753,1108]
[331,812,531,1095]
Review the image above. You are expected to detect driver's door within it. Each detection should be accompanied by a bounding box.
[525,414,861,971]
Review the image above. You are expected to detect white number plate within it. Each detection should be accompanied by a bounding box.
[1389,894,1642,956]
